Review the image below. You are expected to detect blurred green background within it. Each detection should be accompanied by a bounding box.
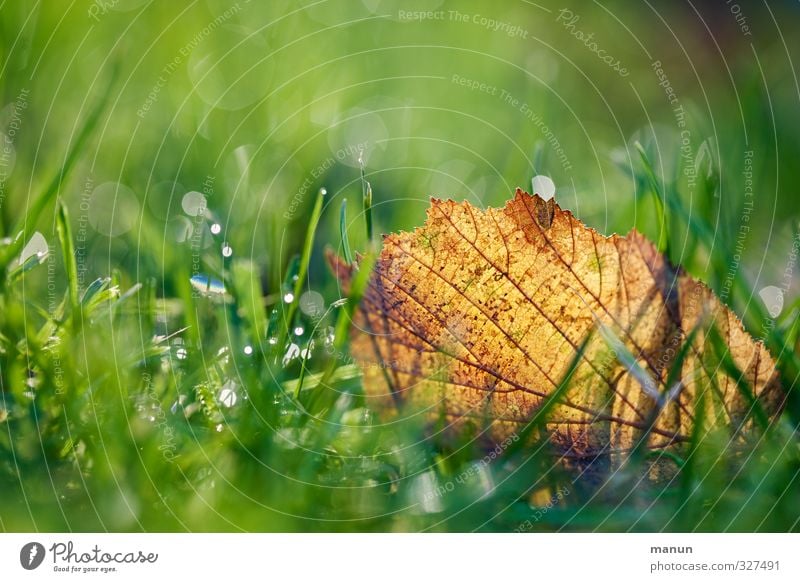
[1,0,799,532]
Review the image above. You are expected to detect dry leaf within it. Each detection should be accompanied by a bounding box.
[331,189,783,466]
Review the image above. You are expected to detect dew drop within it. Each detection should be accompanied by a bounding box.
[759,286,784,318]
[210,223,222,235]
[170,395,186,415]
[17,231,48,266]
[218,380,238,408]
[531,175,556,201]
[181,191,207,217]
[222,243,233,257]
[282,343,300,366]
[190,274,227,296]
[293,326,304,336]
[299,290,325,318]
[283,292,294,303]
[243,345,253,356]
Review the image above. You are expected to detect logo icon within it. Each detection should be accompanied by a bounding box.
[19,542,45,570]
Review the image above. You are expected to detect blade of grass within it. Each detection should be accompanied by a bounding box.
[707,323,770,431]
[679,357,708,514]
[358,150,373,242]
[501,330,594,461]
[305,249,376,414]
[634,141,668,256]
[275,187,325,360]
[55,201,80,325]
[363,182,373,242]
[628,324,702,464]
[339,198,353,264]
[230,259,268,347]
[0,67,116,275]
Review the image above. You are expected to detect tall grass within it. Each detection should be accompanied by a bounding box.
[0,1,798,533]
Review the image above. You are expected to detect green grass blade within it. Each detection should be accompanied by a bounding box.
[55,200,80,322]
[230,259,267,347]
[305,249,376,413]
[339,198,353,264]
[707,324,770,431]
[501,330,594,461]
[634,141,668,255]
[358,152,374,242]
[363,182,373,242]
[0,69,116,274]
[628,324,702,464]
[276,188,325,357]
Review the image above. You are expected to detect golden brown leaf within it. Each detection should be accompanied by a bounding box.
[331,189,784,466]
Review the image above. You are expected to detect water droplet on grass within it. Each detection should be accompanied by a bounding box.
[17,231,48,266]
[210,223,222,235]
[283,292,294,303]
[190,274,227,296]
[282,343,300,365]
[759,286,785,318]
[531,175,556,201]
[222,243,233,257]
[181,191,207,217]
[218,380,238,408]
[299,290,324,317]
[170,395,186,415]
